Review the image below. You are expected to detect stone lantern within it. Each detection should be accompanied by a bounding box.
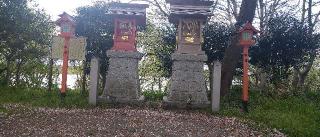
[102,2,148,103]
[163,0,213,108]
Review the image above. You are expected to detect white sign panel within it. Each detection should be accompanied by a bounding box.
[52,36,87,60]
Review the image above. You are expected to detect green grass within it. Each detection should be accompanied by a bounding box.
[217,88,320,137]
[0,87,90,109]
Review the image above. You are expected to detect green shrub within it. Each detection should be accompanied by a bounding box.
[142,90,167,101]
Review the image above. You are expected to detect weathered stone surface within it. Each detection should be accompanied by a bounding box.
[107,50,144,59]
[101,50,144,103]
[164,53,209,108]
[172,53,207,62]
[89,57,100,105]
[212,61,222,112]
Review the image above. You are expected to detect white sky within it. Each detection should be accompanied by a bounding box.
[35,0,135,20]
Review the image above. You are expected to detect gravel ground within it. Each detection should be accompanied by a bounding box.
[0,104,285,137]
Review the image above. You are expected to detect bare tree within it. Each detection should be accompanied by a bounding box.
[220,0,258,96]
[214,0,241,25]
[256,0,297,31]
[292,0,320,87]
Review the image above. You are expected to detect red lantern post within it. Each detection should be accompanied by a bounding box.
[55,12,75,97]
[239,22,258,112]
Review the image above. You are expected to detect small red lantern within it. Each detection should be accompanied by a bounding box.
[56,12,75,38]
[239,22,258,46]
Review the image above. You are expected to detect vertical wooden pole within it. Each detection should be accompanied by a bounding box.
[61,37,70,97]
[242,46,249,112]
[48,46,54,93]
[81,60,87,95]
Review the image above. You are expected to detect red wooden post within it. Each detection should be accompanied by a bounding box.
[242,46,249,103]
[61,37,70,95]
[55,12,75,97]
[239,22,258,112]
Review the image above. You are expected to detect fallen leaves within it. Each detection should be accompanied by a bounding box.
[0,104,285,137]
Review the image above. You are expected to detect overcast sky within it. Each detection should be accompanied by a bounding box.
[35,0,136,20]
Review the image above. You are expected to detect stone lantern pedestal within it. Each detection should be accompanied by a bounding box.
[101,50,144,103]
[163,53,210,108]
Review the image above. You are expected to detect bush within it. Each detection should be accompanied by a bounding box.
[142,90,167,101]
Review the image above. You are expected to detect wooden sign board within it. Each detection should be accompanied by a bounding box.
[52,36,86,60]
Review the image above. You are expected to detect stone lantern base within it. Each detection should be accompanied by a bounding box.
[163,53,210,108]
[99,50,144,104]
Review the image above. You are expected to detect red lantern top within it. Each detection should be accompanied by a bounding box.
[55,12,75,38]
[239,22,259,46]
[107,3,148,51]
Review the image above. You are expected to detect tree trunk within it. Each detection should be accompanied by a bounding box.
[15,60,23,86]
[294,0,316,87]
[48,58,54,92]
[151,77,155,91]
[221,0,258,96]
[158,77,162,92]
[298,71,309,86]
[81,60,87,95]
[301,0,307,23]
[5,59,11,86]
[292,67,299,88]
[258,0,265,31]
[298,54,316,86]
[308,0,312,34]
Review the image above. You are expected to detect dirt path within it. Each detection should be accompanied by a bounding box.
[0,104,285,137]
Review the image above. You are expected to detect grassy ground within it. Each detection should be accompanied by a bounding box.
[217,88,320,137]
[0,87,90,109]
[0,87,319,137]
